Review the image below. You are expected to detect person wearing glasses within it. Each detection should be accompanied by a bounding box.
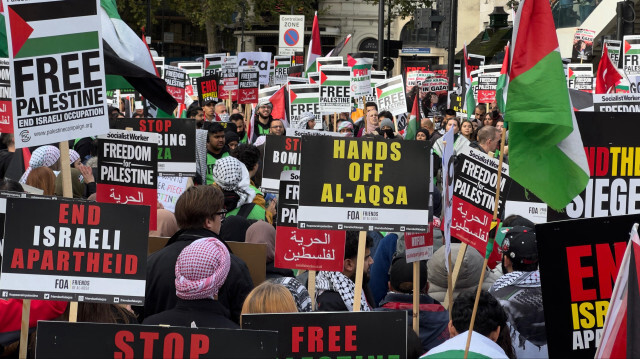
[142,185,254,325]
[252,102,280,141]
[269,119,285,136]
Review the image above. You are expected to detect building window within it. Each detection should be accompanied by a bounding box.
[400,20,437,47]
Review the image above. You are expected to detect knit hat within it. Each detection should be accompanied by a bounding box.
[499,226,538,266]
[175,237,230,300]
[225,131,240,145]
[389,255,427,293]
[380,118,394,130]
[211,156,255,208]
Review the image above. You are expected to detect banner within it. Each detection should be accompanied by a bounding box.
[219,56,238,101]
[319,66,351,113]
[0,198,148,304]
[176,62,203,96]
[308,72,320,84]
[0,58,11,133]
[275,171,346,271]
[204,53,225,76]
[285,128,344,137]
[238,52,271,86]
[261,136,301,193]
[315,56,343,72]
[572,28,595,62]
[238,68,259,104]
[96,130,158,230]
[350,58,373,97]
[242,311,407,359]
[477,72,499,103]
[7,0,109,148]
[404,230,434,263]
[298,137,430,231]
[356,71,386,109]
[451,147,511,254]
[605,39,621,67]
[157,176,188,213]
[623,35,640,76]
[35,321,277,358]
[164,65,186,104]
[196,74,220,105]
[112,118,196,176]
[593,93,640,111]
[153,56,164,78]
[376,75,407,117]
[537,214,638,358]
[420,76,448,95]
[289,84,320,128]
[273,55,291,85]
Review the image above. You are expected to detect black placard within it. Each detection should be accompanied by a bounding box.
[197,74,220,105]
[261,136,302,193]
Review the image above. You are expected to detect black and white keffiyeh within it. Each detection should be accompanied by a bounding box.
[491,270,541,291]
[316,271,371,311]
[211,156,255,208]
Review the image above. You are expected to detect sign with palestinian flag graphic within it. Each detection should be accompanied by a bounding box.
[273,55,291,85]
[315,56,343,72]
[605,39,621,67]
[6,0,109,148]
[204,53,225,76]
[289,84,320,128]
[623,35,640,76]
[356,70,386,109]
[349,57,373,97]
[319,66,351,112]
[375,75,407,117]
[567,64,594,93]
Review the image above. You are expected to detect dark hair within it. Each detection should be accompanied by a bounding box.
[186,106,202,118]
[78,303,135,324]
[344,231,373,260]
[451,290,507,338]
[0,133,13,147]
[229,113,244,122]
[497,322,517,359]
[231,144,261,172]
[174,186,224,229]
[445,109,456,117]
[0,178,23,192]
[475,104,487,113]
[208,123,225,135]
[378,110,393,120]
[365,102,378,111]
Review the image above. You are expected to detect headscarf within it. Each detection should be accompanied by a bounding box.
[175,237,230,300]
[20,145,60,183]
[365,114,378,135]
[298,112,315,129]
[54,168,84,198]
[219,215,252,243]
[271,277,312,312]
[69,150,80,165]
[337,121,354,137]
[149,209,179,237]
[245,221,276,262]
[212,156,255,208]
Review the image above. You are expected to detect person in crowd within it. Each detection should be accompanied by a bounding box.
[490,226,548,358]
[212,156,267,221]
[144,237,238,329]
[432,117,470,158]
[143,185,253,324]
[337,121,354,137]
[421,290,514,359]
[231,143,273,217]
[246,221,294,279]
[202,99,216,122]
[484,113,496,127]
[460,119,474,141]
[470,126,501,156]
[357,108,380,137]
[420,119,441,146]
[378,256,450,353]
[229,113,248,143]
[26,167,55,195]
[253,102,275,140]
[443,109,457,124]
[353,102,378,135]
[78,303,137,324]
[378,118,396,139]
[0,300,67,355]
[19,145,60,184]
[471,118,480,132]
[299,111,316,130]
[0,134,15,179]
[269,119,286,136]
[416,129,430,141]
[149,209,179,238]
[0,179,23,192]
[225,131,240,151]
[427,244,500,303]
[270,277,312,312]
[187,106,204,129]
[241,281,298,316]
[205,123,230,185]
[316,231,376,311]
[215,102,229,122]
[219,215,253,243]
[474,104,487,122]
[54,168,86,198]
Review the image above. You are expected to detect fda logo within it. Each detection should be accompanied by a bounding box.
[114,297,119,303]
[78,296,84,302]
[299,223,306,228]
[400,226,405,231]
[43,293,50,299]
[338,224,343,230]
[1,291,7,297]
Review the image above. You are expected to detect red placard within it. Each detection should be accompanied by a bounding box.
[97,184,157,231]
[275,226,345,271]
[404,226,434,263]
[450,196,491,255]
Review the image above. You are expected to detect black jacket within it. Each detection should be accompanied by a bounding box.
[141,228,253,324]
[316,282,376,312]
[142,298,239,329]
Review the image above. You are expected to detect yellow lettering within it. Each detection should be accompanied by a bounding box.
[579,302,595,329]
[349,163,360,181]
[333,140,345,159]
[383,186,394,205]
[571,303,580,330]
[354,185,366,204]
[347,140,359,159]
[374,163,384,182]
[396,186,408,205]
[636,148,640,176]
[369,185,380,206]
[335,184,344,203]
[595,300,609,328]
[321,183,333,202]
[390,142,401,161]
[621,147,633,176]
[362,141,374,160]
[376,141,387,160]
[610,147,620,176]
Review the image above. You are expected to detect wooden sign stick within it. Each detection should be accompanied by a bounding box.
[333,113,338,132]
[58,141,78,322]
[18,299,30,359]
[443,243,467,310]
[352,231,367,312]
[463,127,507,359]
[412,261,420,334]
[308,270,317,310]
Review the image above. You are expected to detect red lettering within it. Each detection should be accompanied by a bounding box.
[88,205,100,225]
[189,334,209,358]
[59,204,69,224]
[163,120,171,132]
[115,253,122,274]
[328,326,340,352]
[139,119,147,131]
[125,255,137,275]
[11,249,24,269]
[345,325,357,351]
[285,138,292,151]
[308,326,323,352]
[163,333,184,358]
[103,253,113,274]
[87,252,100,272]
[114,330,134,359]
[596,242,626,300]
[596,147,610,177]
[57,251,69,271]
[72,204,84,224]
[292,327,304,352]
[41,250,54,271]
[567,245,597,301]
[27,249,40,269]
[140,331,159,358]
[585,147,595,176]
[72,252,85,271]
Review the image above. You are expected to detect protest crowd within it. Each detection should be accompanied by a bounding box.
[0,0,638,358]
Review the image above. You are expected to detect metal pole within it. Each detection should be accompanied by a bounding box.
[377,0,384,70]
[146,0,151,39]
[387,0,391,76]
[241,2,246,52]
[447,0,458,90]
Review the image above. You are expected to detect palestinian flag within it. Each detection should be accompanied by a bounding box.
[505,0,589,210]
[404,92,420,140]
[258,86,280,106]
[274,56,291,68]
[316,56,343,73]
[463,44,476,119]
[205,53,225,71]
[375,76,404,100]
[371,70,387,86]
[347,53,375,67]
[308,72,320,84]
[327,34,352,57]
[268,85,287,125]
[320,66,350,87]
[421,331,509,358]
[495,42,510,114]
[305,11,321,75]
[289,84,319,128]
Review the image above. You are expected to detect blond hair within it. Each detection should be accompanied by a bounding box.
[241,282,298,316]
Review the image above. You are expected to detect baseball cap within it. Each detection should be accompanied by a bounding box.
[499,226,538,265]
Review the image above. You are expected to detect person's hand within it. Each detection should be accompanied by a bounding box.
[77,164,94,183]
[267,198,277,216]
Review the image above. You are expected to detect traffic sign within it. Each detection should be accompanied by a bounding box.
[279,15,305,56]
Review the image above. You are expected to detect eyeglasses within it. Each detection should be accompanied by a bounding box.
[216,210,227,221]
[271,125,284,129]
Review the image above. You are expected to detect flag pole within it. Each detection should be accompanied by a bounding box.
[463,127,506,359]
